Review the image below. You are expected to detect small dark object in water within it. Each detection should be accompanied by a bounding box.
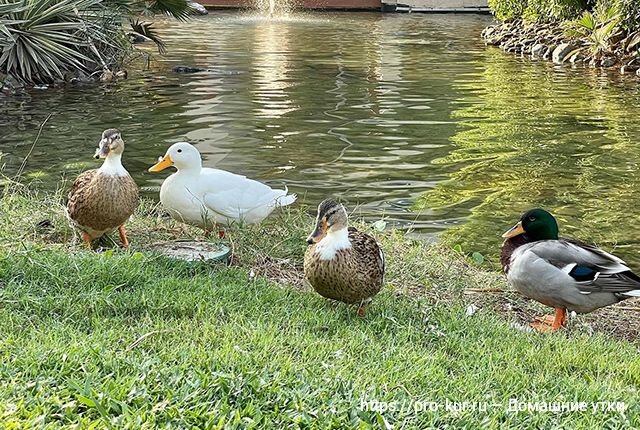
[173,66,207,74]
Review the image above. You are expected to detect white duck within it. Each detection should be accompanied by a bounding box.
[148,142,297,235]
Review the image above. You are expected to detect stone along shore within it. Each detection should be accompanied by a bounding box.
[481,21,640,77]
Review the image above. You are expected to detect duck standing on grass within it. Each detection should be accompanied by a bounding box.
[304,199,385,316]
[148,142,296,237]
[501,208,640,332]
[66,129,139,249]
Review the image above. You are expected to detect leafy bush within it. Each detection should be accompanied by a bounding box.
[0,0,127,83]
[578,0,640,31]
[523,0,590,23]
[614,0,640,30]
[489,0,640,30]
[488,0,529,21]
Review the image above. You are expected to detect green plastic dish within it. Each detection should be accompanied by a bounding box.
[149,240,231,263]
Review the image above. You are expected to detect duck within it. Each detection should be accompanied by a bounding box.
[501,208,640,332]
[304,198,385,316]
[148,142,296,235]
[66,129,139,248]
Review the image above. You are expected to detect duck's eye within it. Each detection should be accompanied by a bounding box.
[177,149,182,153]
[528,216,536,222]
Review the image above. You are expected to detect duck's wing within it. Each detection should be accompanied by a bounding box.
[201,169,288,219]
[528,239,640,295]
[66,169,98,214]
[348,227,385,277]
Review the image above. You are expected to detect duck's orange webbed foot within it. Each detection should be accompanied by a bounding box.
[357,302,367,318]
[82,232,93,249]
[530,308,566,333]
[118,225,129,248]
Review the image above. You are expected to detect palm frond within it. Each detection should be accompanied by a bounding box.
[142,0,193,21]
[578,11,595,31]
[0,1,27,15]
[129,18,166,53]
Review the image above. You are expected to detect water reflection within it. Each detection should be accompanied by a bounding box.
[416,49,640,265]
[252,23,295,118]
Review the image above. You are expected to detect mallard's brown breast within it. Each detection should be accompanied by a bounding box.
[67,172,138,235]
[303,229,384,304]
[500,234,530,274]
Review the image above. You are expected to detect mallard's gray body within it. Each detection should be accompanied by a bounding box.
[502,238,640,314]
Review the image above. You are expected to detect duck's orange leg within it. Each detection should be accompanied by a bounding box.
[357,302,367,318]
[118,225,129,248]
[204,229,225,239]
[82,232,93,249]
[531,308,566,332]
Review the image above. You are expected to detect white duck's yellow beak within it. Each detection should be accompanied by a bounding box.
[502,221,525,238]
[149,154,173,172]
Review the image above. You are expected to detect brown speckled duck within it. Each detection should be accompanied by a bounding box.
[66,129,139,249]
[304,198,385,316]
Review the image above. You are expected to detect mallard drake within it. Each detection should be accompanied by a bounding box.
[304,199,385,316]
[148,142,296,235]
[501,208,640,332]
[66,129,139,248]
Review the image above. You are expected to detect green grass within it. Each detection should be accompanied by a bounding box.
[0,186,639,428]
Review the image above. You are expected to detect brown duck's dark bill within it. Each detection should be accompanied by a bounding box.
[95,139,111,159]
[306,219,328,244]
[502,221,525,238]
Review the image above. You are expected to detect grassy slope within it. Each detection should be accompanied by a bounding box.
[0,188,638,429]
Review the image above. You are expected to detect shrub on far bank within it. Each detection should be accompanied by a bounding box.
[489,0,640,31]
[615,0,640,30]
[488,0,528,21]
[523,0,590,23]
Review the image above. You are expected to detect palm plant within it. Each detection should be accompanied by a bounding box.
[0,0,127,83]
[0,0,192,84]
[565,4,621,57]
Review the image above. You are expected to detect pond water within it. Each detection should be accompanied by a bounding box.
[2,11,640,266]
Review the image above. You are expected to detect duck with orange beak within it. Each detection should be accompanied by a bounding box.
[66,129,139,249]
[501,208,640,332]
[148,142,296,237]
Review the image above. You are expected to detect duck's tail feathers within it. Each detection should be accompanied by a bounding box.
[274,186,297,207]
[623,290,640,298]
